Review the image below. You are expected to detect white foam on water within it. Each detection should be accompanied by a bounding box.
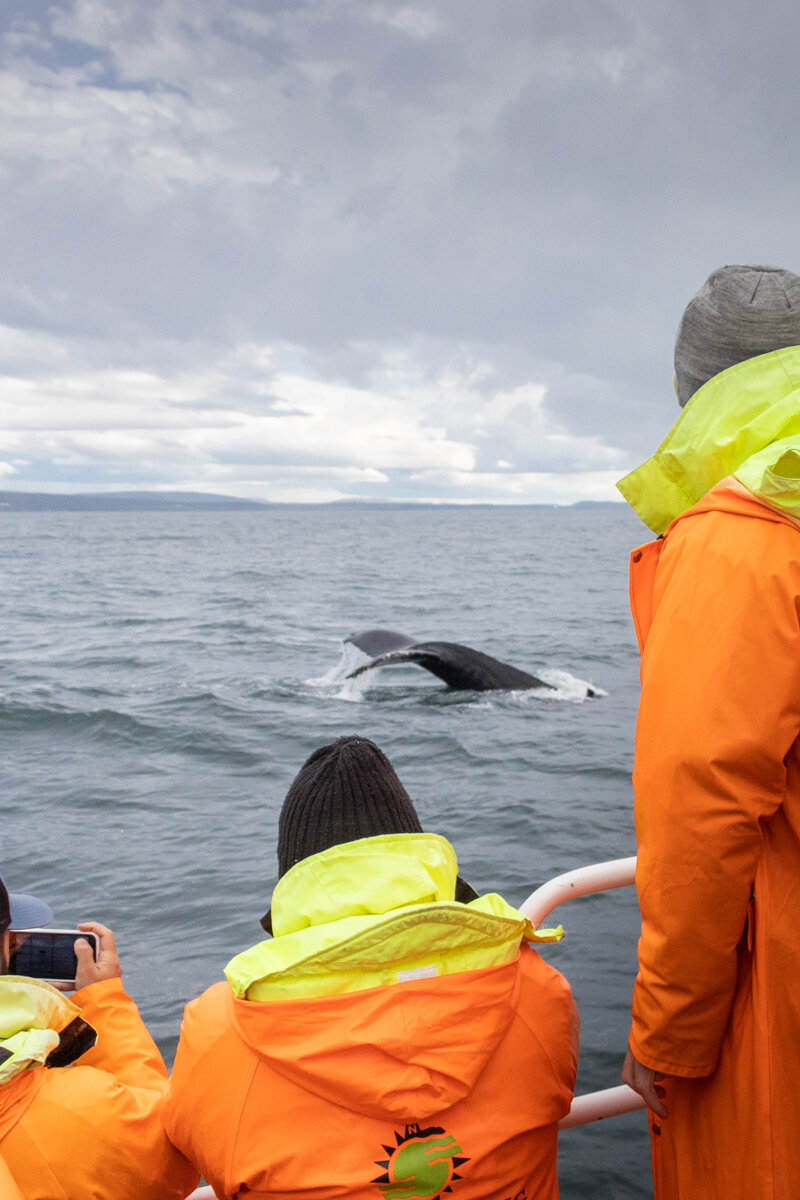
[306,642,364,685]
[535,667,607,702]
[333,674,373,703]
[305,642,373,702]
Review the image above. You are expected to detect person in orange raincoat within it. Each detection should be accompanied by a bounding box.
[162,736,579,1200]
[0,876,198,1199]
[617,265,800,1200]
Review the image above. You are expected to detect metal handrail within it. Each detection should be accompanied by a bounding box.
[520,855,645,1129]
[559,1083,645,1129]
[520,855,637,926]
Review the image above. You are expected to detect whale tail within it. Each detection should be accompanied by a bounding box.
[345,630,561,693]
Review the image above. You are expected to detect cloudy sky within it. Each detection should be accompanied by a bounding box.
[0,0,797,504]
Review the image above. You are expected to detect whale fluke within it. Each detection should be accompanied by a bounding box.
[345,629,572,693]
[345,629,418,657]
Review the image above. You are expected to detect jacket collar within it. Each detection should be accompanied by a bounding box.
[617,345,800,533]
[0,977,95,1085]
[225,834,562,1002]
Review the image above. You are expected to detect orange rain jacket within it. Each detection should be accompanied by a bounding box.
[0,977,198,1199]
[626,483,800,1200]
[162,834,579,1200]
[0,1155,23,1200]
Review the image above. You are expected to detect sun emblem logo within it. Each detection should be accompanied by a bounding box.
[372,1123,469,1198]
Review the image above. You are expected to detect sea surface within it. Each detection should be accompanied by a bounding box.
[0,503,652,1199]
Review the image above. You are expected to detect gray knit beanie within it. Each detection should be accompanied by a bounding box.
[674,264,800,406]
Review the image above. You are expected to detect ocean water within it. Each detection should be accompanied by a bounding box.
[0,504,652,1199]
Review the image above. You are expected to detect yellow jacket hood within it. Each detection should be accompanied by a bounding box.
[225,833,561,1002]
[617,345,800,533]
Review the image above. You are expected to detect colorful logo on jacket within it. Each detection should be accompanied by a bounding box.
[372,1123,469,1198]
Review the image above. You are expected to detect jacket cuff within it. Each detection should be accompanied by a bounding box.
[628,1031,718,1079]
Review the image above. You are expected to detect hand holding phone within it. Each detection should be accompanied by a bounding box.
[73,922,122,991]
[7,928,99,986]
[5,921,122,991]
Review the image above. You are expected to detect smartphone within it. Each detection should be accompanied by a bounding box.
[6,929,99,985]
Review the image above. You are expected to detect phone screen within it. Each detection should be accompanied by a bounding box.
[6,930,96,982]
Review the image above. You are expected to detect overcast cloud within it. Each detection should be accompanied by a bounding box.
[1,0,798,503]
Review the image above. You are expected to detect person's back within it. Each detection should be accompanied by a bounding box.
[162,737,578,1199]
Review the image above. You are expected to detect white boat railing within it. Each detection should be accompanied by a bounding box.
[520,855,638,928]
[183,857,645,1198]
[520,855,645,1129]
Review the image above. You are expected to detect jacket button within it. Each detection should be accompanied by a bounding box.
[633,551,643,562]
[651,1122,661,1136]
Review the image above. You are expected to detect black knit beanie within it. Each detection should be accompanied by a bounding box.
[261,736,477,933]
[276,736,423,877]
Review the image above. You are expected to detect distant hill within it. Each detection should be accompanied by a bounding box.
[570,500,625,508]
[0,491,627,512]
[331,498,626,509]
[0,490,270,512]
